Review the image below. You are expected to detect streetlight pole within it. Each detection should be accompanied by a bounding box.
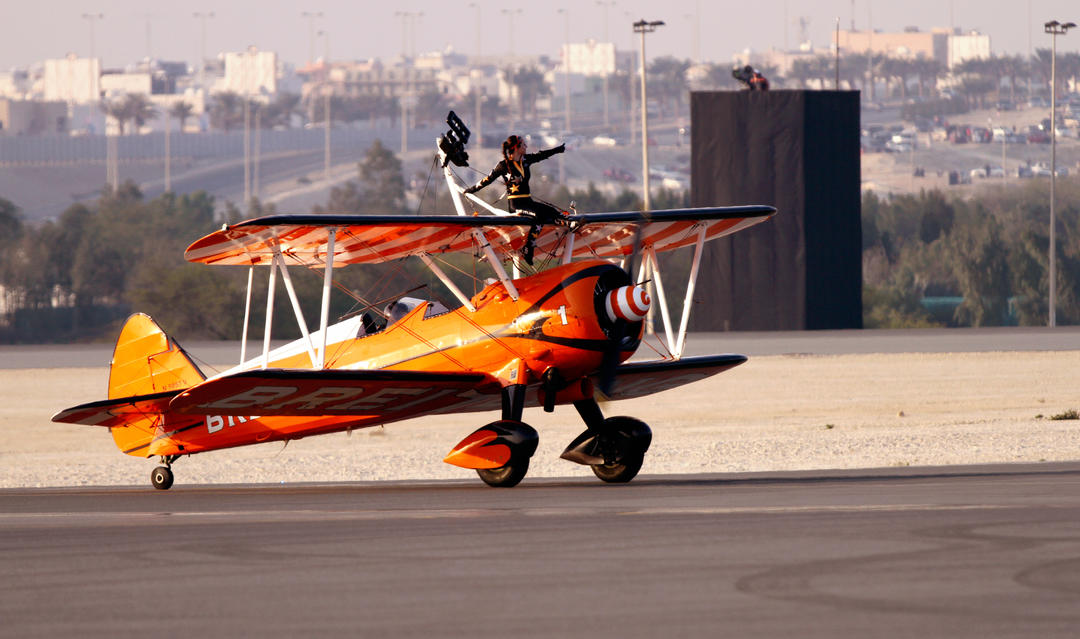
[319,30,331,183]
[302,11,323,67]
[501,8,523,131]
[1044,20,1074,328]
[192,12,215,90]
[597,1,615,129]
[469,3,483,147]
[82,13,104,61]
[634,19,664,212]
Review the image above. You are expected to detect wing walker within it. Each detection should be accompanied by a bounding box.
[53,113,775,489]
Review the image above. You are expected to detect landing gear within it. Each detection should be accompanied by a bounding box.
[561,400,652,484]
[588,417,649,483]
[151,465,174,490]
[444,419,539,488]
[151,455,178,490]
[477,455,531,488]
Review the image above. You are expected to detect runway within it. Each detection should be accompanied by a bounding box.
[4,463,1080,637]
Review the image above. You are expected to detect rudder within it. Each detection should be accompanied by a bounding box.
[108,313,206,400]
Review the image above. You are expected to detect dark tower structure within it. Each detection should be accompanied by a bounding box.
[689,90,862,330]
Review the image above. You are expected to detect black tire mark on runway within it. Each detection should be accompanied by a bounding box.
[735,514,1080,623]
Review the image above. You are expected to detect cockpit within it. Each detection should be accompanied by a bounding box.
[358,296,451,337]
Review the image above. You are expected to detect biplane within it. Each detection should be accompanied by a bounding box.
[53,113,774,489]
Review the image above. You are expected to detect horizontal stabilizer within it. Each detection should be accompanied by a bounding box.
[595,354,748,401]
[52,391,179,427]
[170,368,501,417]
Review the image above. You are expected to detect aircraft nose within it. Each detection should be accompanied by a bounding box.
[604,285,651,323]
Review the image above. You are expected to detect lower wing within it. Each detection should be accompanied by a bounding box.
[168,368,502,419]
[596,354,748,400]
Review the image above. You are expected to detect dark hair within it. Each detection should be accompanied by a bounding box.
[502,135,522,161]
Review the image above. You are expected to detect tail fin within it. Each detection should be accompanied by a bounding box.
[108,313,206,400]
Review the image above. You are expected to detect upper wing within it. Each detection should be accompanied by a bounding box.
[184,207,774,267]
[545,206,775,260]
[52,391,179,427]
[168,368,502,419]
[593,354,748,401]
[185,214,535,266]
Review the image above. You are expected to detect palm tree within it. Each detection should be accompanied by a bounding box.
[648,56,690,117]
[510,66,550,121]
[911,56,944,98]
[122,94,157,132]
[99,98,129,135]
[209,91,244,131]
[168,101,194,132]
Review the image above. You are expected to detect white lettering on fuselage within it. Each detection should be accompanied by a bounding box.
[197,384,456,417]
[206,415,256,433]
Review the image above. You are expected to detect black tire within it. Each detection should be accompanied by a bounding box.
[476,458,530,487]
[151,466,174,490]
[591,453,644,483]
[590,417,650,484]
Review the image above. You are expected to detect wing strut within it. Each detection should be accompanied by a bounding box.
[419,252,477,312]
[317,228,336,368]
[643,224,707,360]
[241,265,254,364]
[272,245,318,368]
[261,249,277,369]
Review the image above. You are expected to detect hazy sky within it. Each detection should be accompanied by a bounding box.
[5,0,1080,71]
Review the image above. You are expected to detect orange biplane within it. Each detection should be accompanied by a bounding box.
[53,114,774,489]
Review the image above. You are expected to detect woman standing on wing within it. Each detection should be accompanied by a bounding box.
[464,134,566,264]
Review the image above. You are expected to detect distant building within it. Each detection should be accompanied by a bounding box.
[834,27,990,69]
[0,70,30,100]
[222,47,278,97]
[43,55,102,104]
[0,98,68,136]
[101,72,153,97]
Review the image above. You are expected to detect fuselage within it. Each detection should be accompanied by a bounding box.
[136,259,640,457]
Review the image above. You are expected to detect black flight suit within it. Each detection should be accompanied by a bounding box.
[465,144,566,264]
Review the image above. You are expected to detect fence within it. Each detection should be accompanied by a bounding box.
[0,127,396,166]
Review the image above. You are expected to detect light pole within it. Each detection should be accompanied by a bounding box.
[1044,19,1074,328]
[469,3,483,147]
[319,29,331,183]
[302,11,323,67]
[82,13,104,61]
[634,19,663,212]
[192,12,215,90]
[597,1,615,128]
[501,8,523,131]
[395,11,422,153]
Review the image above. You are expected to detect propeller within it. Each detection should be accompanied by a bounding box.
[596,219,648,397]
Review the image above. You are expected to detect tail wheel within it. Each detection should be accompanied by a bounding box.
[477,458,531,488]
[151,466,174,490]
[591,417,651,484]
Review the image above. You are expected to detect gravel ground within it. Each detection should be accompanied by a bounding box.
[3,350,1078,488]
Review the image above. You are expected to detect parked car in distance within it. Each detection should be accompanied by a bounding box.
[603,167,634,182]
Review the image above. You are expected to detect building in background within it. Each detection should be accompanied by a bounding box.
[834,27,990,70]
[43,55,101,104]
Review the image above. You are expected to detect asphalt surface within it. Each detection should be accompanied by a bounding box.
[4,463,1080,638]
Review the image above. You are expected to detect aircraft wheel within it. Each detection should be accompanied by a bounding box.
[591,417,650,484]
[151,466,174,490]
[476,458,530,488]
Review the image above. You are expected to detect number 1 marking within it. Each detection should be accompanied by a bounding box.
[558,305,568,325]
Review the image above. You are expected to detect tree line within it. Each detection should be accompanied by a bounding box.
[862,181,1080,327]
[0,141,687,343]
